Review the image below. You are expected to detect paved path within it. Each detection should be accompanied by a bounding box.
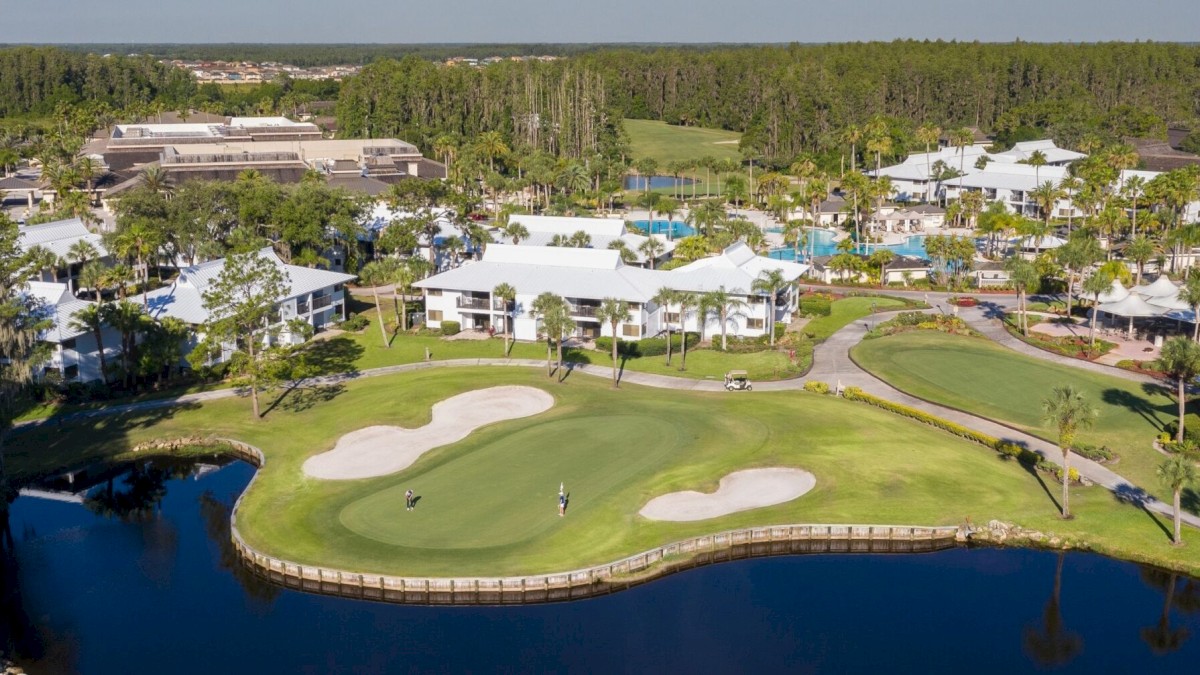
[14,292,1196,531]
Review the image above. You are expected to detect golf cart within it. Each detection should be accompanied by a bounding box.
[724,370,752,391]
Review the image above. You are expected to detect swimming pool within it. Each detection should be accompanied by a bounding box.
[631,220,698,238]
[768,228,930,261]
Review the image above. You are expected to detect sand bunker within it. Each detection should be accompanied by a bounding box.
[303,386,555,480]
[639,468,816,522]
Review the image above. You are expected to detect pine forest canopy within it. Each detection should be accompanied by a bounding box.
[2,42,1200,166]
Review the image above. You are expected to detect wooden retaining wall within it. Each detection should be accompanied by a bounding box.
[221,438,961,606]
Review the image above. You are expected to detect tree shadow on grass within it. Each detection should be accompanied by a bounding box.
[1113,483,1174,542]
[998,439,1061,513]
[1102,387,1170,432]
[297,336,364,378]
[1182,488,1200,517]
[265,383,347,416]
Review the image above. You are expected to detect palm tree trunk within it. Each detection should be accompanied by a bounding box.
[556,332,565,382]
[681,319,689,370]
[93,327,107,382]
[372,287,388,348]
[1061,449,1071,518]
[664,320,672,366]
[1089,296,1098,347]
[1178,377,1187,442]
[720,310,729,351]
[1174,488,1183,544]
[248,340,261,419]
[546,341,553,377]
[610,322,619,387]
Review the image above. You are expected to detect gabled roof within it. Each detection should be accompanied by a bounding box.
[144,247,355,325]
[508,214,627,237]
[25,281,93,343]
[18,219,108,259]
[0,176,39,191]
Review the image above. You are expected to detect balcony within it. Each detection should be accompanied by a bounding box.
[312,294,333,310]
[456,296,504,311]
[296,301,310,315]
[568,304,599,318]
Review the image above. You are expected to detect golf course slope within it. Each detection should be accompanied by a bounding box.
[303,385,555,480]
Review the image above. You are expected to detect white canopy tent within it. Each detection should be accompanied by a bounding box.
[1016,235,1067,251]
[1095,279,1130,305]
[1147,292,1191,312]
[1132,275,1180,299]
[1097,292,1170,336]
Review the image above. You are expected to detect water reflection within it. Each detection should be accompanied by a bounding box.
[1140,569,1200,654]
[196,489,280,608]
[1023,552,1083,667]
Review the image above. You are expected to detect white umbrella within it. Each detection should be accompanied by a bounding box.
[1147,291,1191,311]
[1095,279,1130,304]
[1098,292,1170,336]
[1018,235,1067,250]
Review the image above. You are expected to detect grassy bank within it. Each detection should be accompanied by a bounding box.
[624,118,742,164]
[851,330,1197,504]
[8,368,1200,577]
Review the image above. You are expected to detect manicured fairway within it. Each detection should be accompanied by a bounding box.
[11,367,1200,576]
[624,118,742,164]
[852,330,1195,501]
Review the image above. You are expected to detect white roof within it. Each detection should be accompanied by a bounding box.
[18,218,108,259]
[1133,276,1180,299]
[1095,279,1130,305]
[414,242,809,302]
[996,140,1087,165]
[145,248,355,325]
[957,163,1069,192]
[508,214,626,237]
[1097,293,1170,318]
[113,123,220,138]
[1017,235,1067,250]
[1147,292,1191,311]
[229,116,302,127]
[871,145,992,181]
[496,229,674,264]
[25,281,93,342]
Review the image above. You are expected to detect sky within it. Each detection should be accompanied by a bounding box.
[3,0,1199,44]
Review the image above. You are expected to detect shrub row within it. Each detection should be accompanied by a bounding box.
[595,332,700,358]
[800,295,832,317]
[440,320,461,336]
[338,313,370,332]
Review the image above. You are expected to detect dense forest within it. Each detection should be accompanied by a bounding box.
[0,47,194,117]
[336,42,1200,165]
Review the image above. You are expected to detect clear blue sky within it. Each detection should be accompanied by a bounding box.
[5,0,1198,44]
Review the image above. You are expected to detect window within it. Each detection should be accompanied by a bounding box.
[64,364,79,380]
[334,284,344,292]
[747,318,765,330]
[427,289,443,297]
[666,312,681,323]
[621,324,640,337]
[61,338,77,350]
[428,309,443,321]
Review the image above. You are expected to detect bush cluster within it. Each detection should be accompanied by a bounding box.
[1074,443,1114,462]
[803,381,830,394]
[440,320,461,336]
[800,294,833,317]
[338,313,370,332]
[595,332,700,358]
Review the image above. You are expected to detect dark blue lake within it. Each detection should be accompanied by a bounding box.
[3,457,1200,673]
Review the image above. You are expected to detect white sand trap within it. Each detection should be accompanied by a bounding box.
[302,386,555,480]
[639,468,816,522]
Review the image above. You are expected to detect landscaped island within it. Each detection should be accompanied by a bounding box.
[9,366,1200,580]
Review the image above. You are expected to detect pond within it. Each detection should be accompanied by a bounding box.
[624,175,696,190]
[3,456,1200,673]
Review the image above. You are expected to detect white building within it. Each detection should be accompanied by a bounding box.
[414,242,808,342]
[144,248,356,360]
[26,281,119,383]
[17,219,109,291]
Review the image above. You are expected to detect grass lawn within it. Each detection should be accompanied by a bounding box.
[624,119,742,165]
[851,330,1197,504]
[9,367,1200,577]
[805,296,908,341]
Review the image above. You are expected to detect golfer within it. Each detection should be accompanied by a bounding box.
[405,489,414,511]
[558,482,566,517]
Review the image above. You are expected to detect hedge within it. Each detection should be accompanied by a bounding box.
[440,320,461,336]
[595,332,700,358]
[800,295,832,317]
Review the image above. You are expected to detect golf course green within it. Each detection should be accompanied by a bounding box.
[851,330,1196,501]
[11,365,1200,576]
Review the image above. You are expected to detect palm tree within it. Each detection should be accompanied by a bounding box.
[673,292,700,370]
[1030,181,1064,230]
[1082,269,1114,348]
[1041,385,1098,519]
[393,262,418,331]
[702,286,748,351]
[69,304,108,382]
[1157,455,1197,546]
[103,300,147,389]
[596,298,632,387]
[652,287,678,365]
[1125,235,1157,287]
[841,125,862,173]
[78,260,107,303]
[475,131,509,173]
[530,292,573,379]
[656,197,681,241]
[1123,175,1147,236]
[915,123,942,202]
[607,240,637,264]
[503,222,530,245]
[1181,274,1200,342]
[638,236,666,269]
[1159,337,1200,442]
[358,259,397,348]
[493,282,516,356]
[751,269,788,347]
[1024,149,1049,187]
[950,127,975,200]
[1023,553,1083,668]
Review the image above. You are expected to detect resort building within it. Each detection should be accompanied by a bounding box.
[26,281,118,384]
[144,247,355,361]
[414,242,808,341]
[17,218,110,291]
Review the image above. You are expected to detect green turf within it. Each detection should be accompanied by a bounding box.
[805,296,907,341]
[10,366,1200,577]
[624,119,743,165]
[851,330,1196,503]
